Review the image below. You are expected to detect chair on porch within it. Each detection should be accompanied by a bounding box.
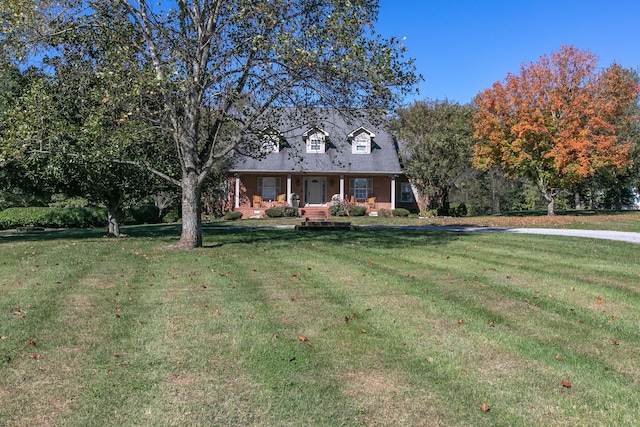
[349,195,356,204]
[252,194,263,208]
[275,193,287,207]
[366,195,376,209]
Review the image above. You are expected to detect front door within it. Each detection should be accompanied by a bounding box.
[305,177,326,205]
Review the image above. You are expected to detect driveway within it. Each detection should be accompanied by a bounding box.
[361,225,640,244]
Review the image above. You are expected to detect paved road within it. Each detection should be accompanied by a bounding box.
[361,225,640,244]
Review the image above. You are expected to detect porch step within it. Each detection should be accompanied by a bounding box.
[296,221,355,230]
[298,207,330,222]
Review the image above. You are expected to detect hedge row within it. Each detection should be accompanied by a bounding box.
[0,205,161,230]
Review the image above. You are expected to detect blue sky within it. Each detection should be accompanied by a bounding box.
[376,0,640,105]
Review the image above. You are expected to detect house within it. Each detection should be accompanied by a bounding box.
[228,109,417,217]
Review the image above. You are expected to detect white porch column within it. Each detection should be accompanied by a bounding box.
[234,174,240,208]
[390,175,397,210]
[339,174,345,200]
[286,174,292,205]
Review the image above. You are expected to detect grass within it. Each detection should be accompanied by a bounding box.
[1,216,639,426]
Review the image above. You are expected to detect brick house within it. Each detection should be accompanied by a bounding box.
[228,109,417,218]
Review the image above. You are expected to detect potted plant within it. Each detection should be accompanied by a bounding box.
[290,193,300,208]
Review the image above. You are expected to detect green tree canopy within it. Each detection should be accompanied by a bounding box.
[392,100,475,212]
[2,0,419,248]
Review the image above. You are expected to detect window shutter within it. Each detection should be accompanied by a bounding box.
[257,177,263,195]
[367,179,373,197]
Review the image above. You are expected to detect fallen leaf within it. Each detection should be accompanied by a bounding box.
[248,314,254,319]
[570,286,575,291]
[597,297,603,304]
[113,353,121,358]
[344,316,350,324]
[562,380,571,388]
[298,335,308,342]
[27,339,36,346]
[292,272,300,279]
[360,328,366,334]
[272,334,279,339]
[457,319,464,325]
[408,274,415,279]
[610,338,618,345]
[290,297,297,302]
[0,335,6,340]
[29,354,41,360]
[479,403,490,412]
[554,354,563,361]
[38,366,46,371]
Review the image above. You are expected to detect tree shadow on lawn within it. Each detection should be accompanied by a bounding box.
[200,226,462,250]
[0,223,182,243]
[0,223,462,249]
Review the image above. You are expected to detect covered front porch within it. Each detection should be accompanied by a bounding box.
[231,173,400,216]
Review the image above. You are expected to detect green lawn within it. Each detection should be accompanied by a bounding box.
[1,221,639,426]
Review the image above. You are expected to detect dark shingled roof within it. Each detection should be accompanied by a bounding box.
[229,109,402,175]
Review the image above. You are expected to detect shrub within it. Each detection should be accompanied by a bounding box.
[0,207,106,229]
[162,210,180,223]
[348,205,367,216]
[223,211,243,221]
[419,209,439,217]
[329,204,348,216]
[451,203,468,217]
[377,208,392,218]
[122,205,160,225]
[392,208,410,217]
[282,207,298,217]
[264,208,284,218]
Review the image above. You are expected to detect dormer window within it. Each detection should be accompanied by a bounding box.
[303,127,329,154]
[348,127,375,154]
[261,129,281,153]
[261,136,280,154]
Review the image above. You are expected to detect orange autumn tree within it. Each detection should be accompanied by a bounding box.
[473,45,639,215]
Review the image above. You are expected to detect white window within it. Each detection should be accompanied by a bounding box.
[261,137,280,154]
[349,178,373,201]
[260,129,281,153]
[400,182,415,202]
[257,177,281,200]
[352,133,370,154]
[306,131,325,153]
[348,127,374,154]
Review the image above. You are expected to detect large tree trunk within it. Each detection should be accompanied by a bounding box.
[106,208,121,237]
[544,190,556,216]
[176,172,203,249]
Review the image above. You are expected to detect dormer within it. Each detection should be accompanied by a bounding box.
[261,127,282,154]
[303,127,329,153]
[348,127,375,154]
